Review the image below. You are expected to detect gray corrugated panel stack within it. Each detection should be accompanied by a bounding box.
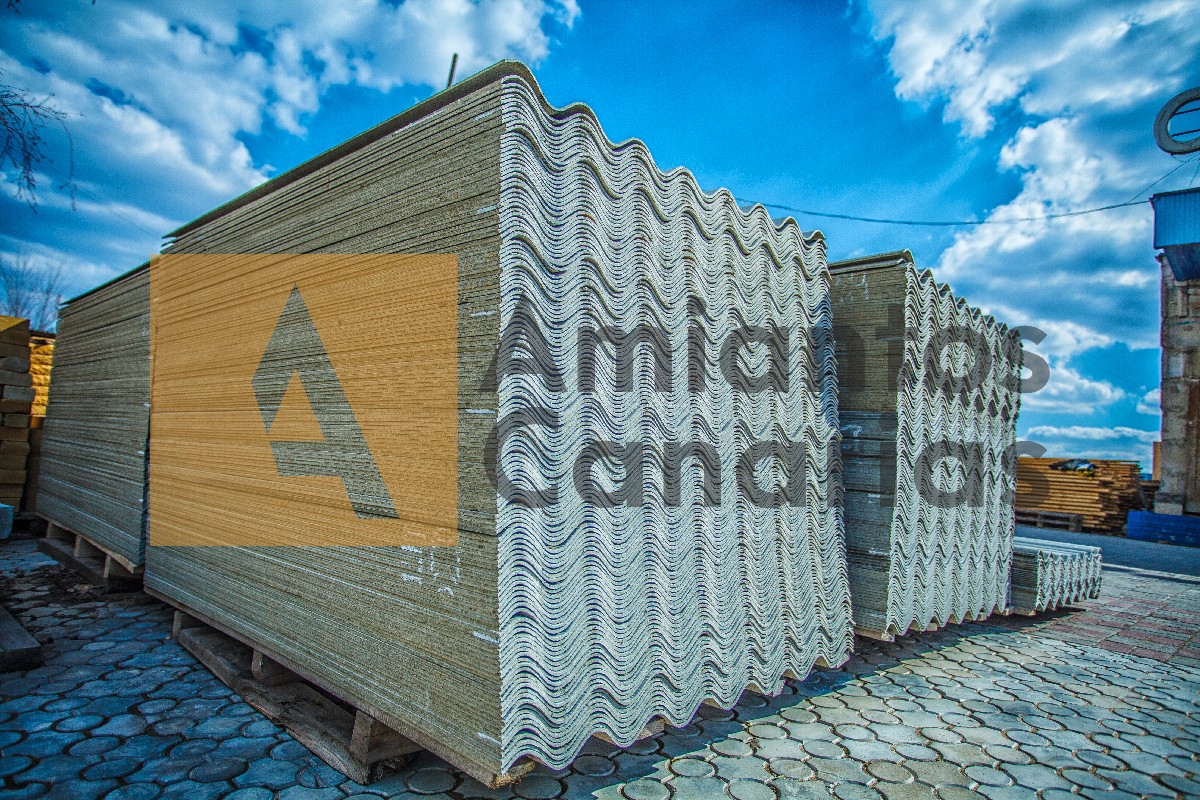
[830,251,1022,640]
[497,76,851,768]
[37,267,150,567]
[145,60,852,784]
[1009,536,1102,614]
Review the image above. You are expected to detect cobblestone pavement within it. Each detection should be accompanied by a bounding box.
[3,536,1200,800]
[992,568,1200,669]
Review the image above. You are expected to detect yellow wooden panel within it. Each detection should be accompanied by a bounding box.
[149,253,458,547]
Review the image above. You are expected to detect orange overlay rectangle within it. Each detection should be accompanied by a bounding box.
[149,254,458,547]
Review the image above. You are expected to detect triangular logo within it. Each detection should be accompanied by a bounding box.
[253,286,398,519]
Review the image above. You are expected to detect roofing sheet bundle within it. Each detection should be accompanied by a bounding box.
[36,269,150,567]
[143,62,853,782]
[830,251,1021,639]
[1009,536,1102,614]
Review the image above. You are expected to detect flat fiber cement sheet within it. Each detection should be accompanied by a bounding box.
[149,253,458,548]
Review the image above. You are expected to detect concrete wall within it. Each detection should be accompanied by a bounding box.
[1157,255,1200,515]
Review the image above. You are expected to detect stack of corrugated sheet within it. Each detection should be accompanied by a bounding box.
[36,267,151,566]
[830,251,1022,640]
[0,316,35,509]
[1016,457,1142,532]
[22,331,54,512]
[146,61,853,784]
[1009,536,1102,614]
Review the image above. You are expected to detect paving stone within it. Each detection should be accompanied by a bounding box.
[782,722,839,741]
[779,707,819,724]
[961,765,1011,788]
[712,754,772,782]
[729,779,779,800]
[47,778,121,800]
[801,739,845,760]
[931,787,985,800]
[669,757,715,778]
[222,790,275,800]
[807,756,868,785]
[0,779,49,799]
[406,766,458,794]
[93,713,148,737]
[3,729,84,758]
[239,718,282,738]
[515,774,565,799]
[231,756,302,788]
[919,727,962,745]
[620,778,671,800]
[907,759,970,788]
[866,761,915,784]
[929,742,990,767]
[1166,753,1199,772]
[1103,748,1170,777]
[832,783,883,800]
[13,753,89,784]
[842,736,903,764]
[189,757,249,783]
[1157,772,1200,796]
[101,784,164,800]
[127,755,206,784]
[667,776,728,800]
[41,697,90,713]
[82,757,144,780]
[210,735,276,761]
[769,758,815,781]
[0,754,34,778]
[998,763,1072,793]
[274,787,346,800]
[296,761,349,789]
[894,743,939,762]
[573,753,618,776]
[1075,749,1126,770]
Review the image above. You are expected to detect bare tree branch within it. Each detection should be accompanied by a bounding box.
[1,77,76,209]
[0,252,65,331]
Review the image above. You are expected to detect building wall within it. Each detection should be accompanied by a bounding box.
[1157,255,1200,515]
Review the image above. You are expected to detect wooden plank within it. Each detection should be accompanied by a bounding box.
[0,603,41,671]
[37,522,142,591]
[153,589,532,788]
[854,626,895,642]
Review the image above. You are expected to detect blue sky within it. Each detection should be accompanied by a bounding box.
[2,0,1199,465]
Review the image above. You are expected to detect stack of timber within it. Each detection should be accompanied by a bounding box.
[146,60,853,785]
[0,316,35,509]
[1015,457,1142,533]
[36,267,150,582]
[1009,536,1102,614]
[830,251,1022,640]
[29,331,53,417]
[23,331,54,512]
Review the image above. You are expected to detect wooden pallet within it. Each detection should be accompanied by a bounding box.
[167,606,419,784]
[37,519,142,591]
[149,589,534,787]
[1015,509,1084,532]
[0,603,41,671]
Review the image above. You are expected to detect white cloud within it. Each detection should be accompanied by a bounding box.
[1136,387,1161,416]
[867,0,1200,138]
[1019,361,1125,414]
[866,0,1199,445]
[1021,423,1158,464]
[0,0,577,295]
[1025,425,1157,443]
